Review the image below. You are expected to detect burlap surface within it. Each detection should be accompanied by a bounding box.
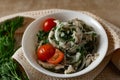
[0,9,119,80]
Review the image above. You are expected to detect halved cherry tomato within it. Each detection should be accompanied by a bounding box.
[37,43,55,61]
[47,49,64,64]
[43,18,56,32]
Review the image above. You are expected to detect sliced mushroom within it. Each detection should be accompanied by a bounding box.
[38,60,64,70]
[38,60,55,69]
[64,65,75,74]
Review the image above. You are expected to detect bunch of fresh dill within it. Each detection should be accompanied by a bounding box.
[0,16,28,80]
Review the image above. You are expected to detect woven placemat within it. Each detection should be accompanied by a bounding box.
[0,9,119,80]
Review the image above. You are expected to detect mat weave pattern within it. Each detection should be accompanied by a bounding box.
[0,9,118,80]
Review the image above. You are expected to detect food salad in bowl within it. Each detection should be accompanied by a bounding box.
[22,10,108,78]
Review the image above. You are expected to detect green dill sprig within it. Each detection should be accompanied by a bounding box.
[0,16,29,80]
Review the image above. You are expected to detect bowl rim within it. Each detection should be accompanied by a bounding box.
[22,10,108,78]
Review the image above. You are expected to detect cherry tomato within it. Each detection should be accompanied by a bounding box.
[43,18,56,32]
[37,43,55,61]
[47,49,64,64]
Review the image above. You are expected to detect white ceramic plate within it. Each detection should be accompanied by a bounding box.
[22,10,108,78]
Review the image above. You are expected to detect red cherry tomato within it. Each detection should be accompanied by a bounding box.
[43,18,56,32]
[37,43,55,61]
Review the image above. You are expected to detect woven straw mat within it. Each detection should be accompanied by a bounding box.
[0,9,119,80]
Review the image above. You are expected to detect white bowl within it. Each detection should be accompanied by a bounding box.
[22,10,108,78]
